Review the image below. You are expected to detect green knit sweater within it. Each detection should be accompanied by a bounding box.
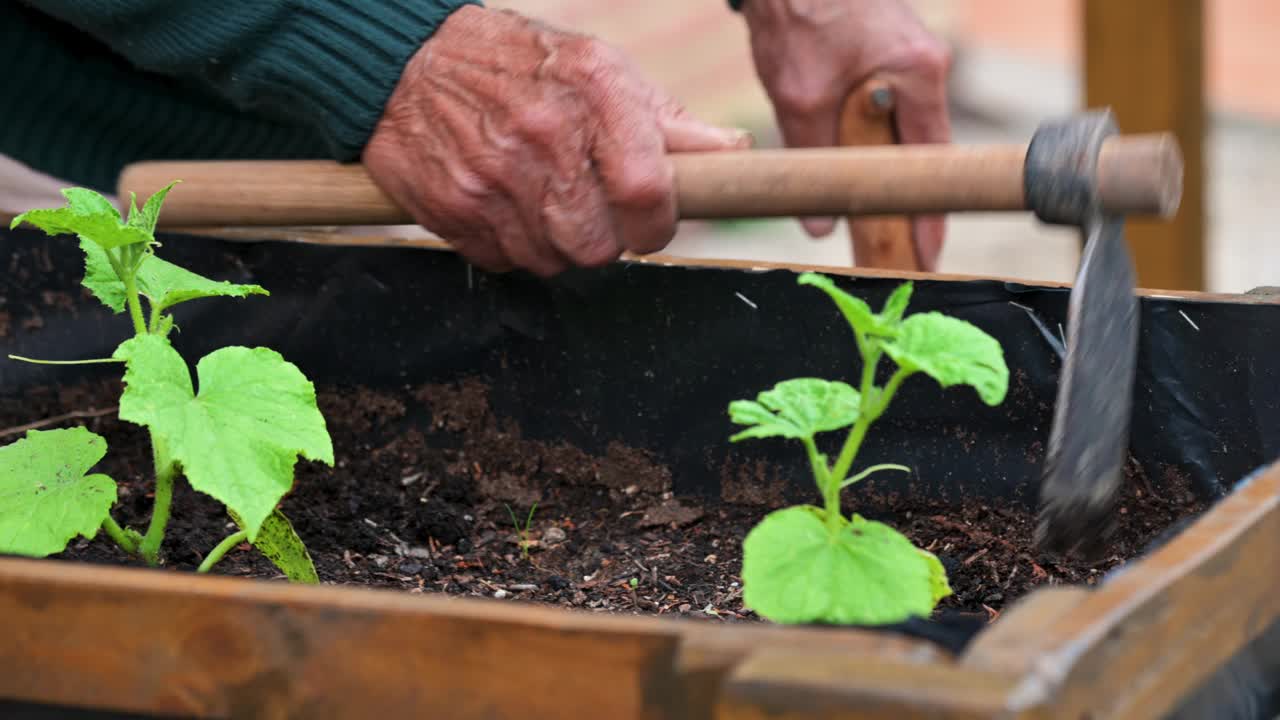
[3,0,479,193]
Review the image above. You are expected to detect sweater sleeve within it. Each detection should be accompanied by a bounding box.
[16,0,481,162]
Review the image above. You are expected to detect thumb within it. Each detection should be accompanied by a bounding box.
[657,104,754,153]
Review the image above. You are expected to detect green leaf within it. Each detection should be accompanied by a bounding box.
[0,427,118,558]
[881,312,1009,405]
[729,378,859,442]
[10,187,151,250]
[113,334,333,540]
[80,240,126,312]
[80,239,267,315]
[126,181,179,234]
[798,273,879,337]
[741,507,944,625]
[879,282,914,328]
[229,507,318,583]
[920,548,953,604]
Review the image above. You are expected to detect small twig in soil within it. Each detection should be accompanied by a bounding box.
[476,578,503,593]
[0,405,118,439]
[1003,564,1020,590]
[962,547,989,565]
[1132,458,1168,504]
[1020,554,1050,580]
[982,604,1001,623]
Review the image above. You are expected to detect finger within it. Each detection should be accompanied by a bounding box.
[890,64,952,271]
[912,215,945,271]
[543,168,623,268]
[802,217,838,237]
[775,99,842,239]
[591,102,678,256]
[495,192,572,277]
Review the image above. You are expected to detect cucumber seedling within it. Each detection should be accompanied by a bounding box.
[728,273,1009,625]
[0,184,331,582]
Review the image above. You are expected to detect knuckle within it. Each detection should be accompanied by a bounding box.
[448,166,494,209]
[512,103,564,144]
[567,37,624,89]
[905,39,952,81]
[608,163,672,209]
[559,33,598,60]
[580,37,623,70]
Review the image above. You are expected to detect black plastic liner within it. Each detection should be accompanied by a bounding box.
[1,227,1277,718]
[2,228,1276,503]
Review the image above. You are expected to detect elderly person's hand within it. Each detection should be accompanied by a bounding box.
[740,0,952,270]
[364,6,752,277]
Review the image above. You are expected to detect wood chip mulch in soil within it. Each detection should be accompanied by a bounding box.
[1,376,1208,627]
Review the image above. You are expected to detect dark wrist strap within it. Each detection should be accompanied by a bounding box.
[728,0,744,10]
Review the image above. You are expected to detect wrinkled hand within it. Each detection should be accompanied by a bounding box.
[364,6,752,276]
[743,0,952,270]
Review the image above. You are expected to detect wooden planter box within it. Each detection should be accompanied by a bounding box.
[1,229,1276,719]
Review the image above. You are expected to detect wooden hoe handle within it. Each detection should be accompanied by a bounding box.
[116,136,1181,230]
[837,77,920,271]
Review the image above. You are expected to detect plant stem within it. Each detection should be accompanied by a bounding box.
[100,514,138,554]
[198,530,248,573]
[828,347,886,493]
[839,463,912,490]
[829,367,912,488]
[122,273,148,336]
[825,414,873,525]
[803,437,841,531]
[138,434,176,566]
[6,355,123,365]
[821,362,914,534]
[104,250,147,337]
[148,300,163,334]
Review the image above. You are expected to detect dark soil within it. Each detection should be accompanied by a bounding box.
[1,377,1208,626]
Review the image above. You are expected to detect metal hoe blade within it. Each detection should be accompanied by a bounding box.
[1036,216,1138,557]
[1025,111,1141,558]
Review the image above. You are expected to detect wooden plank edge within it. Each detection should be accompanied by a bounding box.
[0,556,952,719]
[673,621,952,720]
[712,646,1016,720]
[962,460,1280,718]
[159,226,1280,304]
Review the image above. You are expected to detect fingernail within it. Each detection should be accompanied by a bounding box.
[729,128,756,148]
